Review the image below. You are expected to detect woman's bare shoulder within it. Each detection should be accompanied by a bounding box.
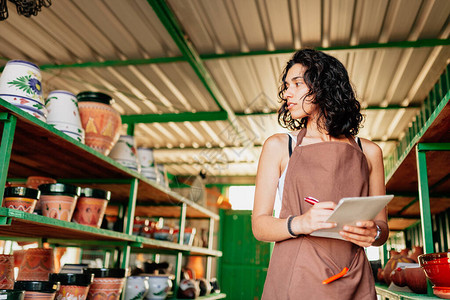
[359,138,383,160]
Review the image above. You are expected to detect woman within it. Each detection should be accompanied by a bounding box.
[252,49,389,299]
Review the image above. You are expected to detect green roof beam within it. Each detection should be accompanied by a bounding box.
[121,111,228,124]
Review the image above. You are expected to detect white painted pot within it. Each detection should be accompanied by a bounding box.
[137,147,155,168]
[145,275,172,300]
[45,90,82,128]
[109,135,141,172]
[0,60,44,105]
[124,276,149,300]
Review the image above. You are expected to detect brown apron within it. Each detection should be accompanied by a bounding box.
[262,129,376,300]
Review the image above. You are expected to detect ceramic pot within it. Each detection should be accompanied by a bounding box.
[77,92,122,156]
[0,254,15,289]
[50,123,85,144]
[404,267,427,294]
[0,289,25,300]
[0,60,45,120]
[84,268,126,300]
[109,135,140,172]
[383,255,415,285]
[176,279,198,300]
[146,275,172,300]
[45,90,82,127]
[419,252,450,298]
[38,184,81,221]
[71,188,111,228]
[124,276,149,300]
[137,148,154,168]
[409,246,424,263]
[14,281,59,300]
[17,248,55,281]
[3,187,40,213]
[49,272,94,300]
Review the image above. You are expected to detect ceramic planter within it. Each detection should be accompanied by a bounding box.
[84,268,126,300]
[45,90,82,127]
[109,135,140,172]
[25,176,56,214]
[77,92,122,156]
[0,60,46,120]
[72,188,111,228]
[124,276,149,300]
[146,275,172,300]
[13,250,27,268]
[38,183,81,221]
[137,148,155,168]
[49,273,94,300]
[0,254,15,289]
[14,281,59,300]
[17,248,55,281]
[3,186,40,213]
[49,123,85,144]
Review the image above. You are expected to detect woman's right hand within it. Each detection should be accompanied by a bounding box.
[291,201,337,235]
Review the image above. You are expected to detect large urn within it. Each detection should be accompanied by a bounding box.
[77,92,122,155]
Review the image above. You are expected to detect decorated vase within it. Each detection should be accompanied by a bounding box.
[71,188,111,228]
[17,248,55,281]
[124,276,149,300]
[109,135,140,172]
[146,275,172,300]
[49,272,94,300]
[77,92,122,156]
[0,254,15,289]
[0,60,47,121]
[38,184,81,221]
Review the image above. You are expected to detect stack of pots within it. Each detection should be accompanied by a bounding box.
[2,187,40,213]
[38,184,81,221]
[84,268,127,300]
[109,135,141,173]
[0,60,47,122]
[77,91,122,156]
[138,148,157,181]
[72,188,111,228]
[45,90,85,144]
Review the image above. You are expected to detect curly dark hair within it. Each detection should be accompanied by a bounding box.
[278,49,363,137]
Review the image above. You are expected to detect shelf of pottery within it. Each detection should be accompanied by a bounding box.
[0,60,225,299]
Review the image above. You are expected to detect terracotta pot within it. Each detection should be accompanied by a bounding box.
[0,254,15,289]
[84,268,126,300]
[3,187,40,213]
[409,246,424,263]
[390,267,406,287]
[404,267,427,294]
[383,255,415,285]
[77,92,122,156]
[49,273,94,300]
[14,250,27,268]
[72,188,111,228]
[39,183,81,221]
[17,248,55,281]
[26,177,56,213]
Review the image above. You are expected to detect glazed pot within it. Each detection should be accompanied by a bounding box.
[38,183,81,221]
[0,60,46,121]
[0,289,25,300]
[176,279,198,300]
[137,148,157,181]
[146,275,172,300]
[77,91,122,156]
[3,186,40,213]
[14,281,59,300]
[49,273,94,300]
[84,268,126,300]
[419,252,450,299]
[124,276,149,300]
[45,90,82,128]
[17,248,55,281]
[383,255,415,285]
[0,254,15,289]
[71,188,111,228]
[109,135,140,172]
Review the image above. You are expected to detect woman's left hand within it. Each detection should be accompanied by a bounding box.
[339,221,378,247]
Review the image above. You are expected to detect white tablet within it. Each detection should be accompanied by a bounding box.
[310,195,394,240]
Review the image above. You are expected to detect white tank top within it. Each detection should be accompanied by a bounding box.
[274,133,362,217]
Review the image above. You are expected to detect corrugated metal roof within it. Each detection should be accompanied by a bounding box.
[0,0,449,181]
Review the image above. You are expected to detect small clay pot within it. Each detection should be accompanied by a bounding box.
[404,267,427,294]
[390,267,406,287]
[38,184,81,221]
[84,268,126,300]
[3,187,40,213]
[14,281,59,300]
[383,255,415,285]
[71,188,111,228]
[49,273,94,300]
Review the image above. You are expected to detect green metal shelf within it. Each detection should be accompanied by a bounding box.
[375,284,439,300]
[0,98,219,220]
